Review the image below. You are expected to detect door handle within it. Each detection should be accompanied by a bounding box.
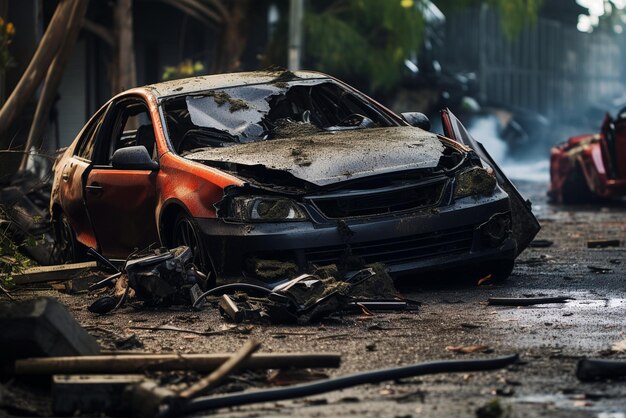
[86,183,104,194]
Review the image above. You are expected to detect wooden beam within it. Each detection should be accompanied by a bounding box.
[19,0,88,171]
[14,352,342,375]
[0,0,75,147]
[11,261,98,285]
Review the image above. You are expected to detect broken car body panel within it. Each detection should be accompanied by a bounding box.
[186,127,444,186]
[51,70,529,284]
[441,108,540,255]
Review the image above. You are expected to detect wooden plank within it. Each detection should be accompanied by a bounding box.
[14,352,342,375]
[12,261,98,285]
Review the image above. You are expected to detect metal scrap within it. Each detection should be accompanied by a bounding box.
[587,239,620,248]
[487,296,571,306]
[87,246,202,313]
[214,265,414,325]
[577,358,626,382]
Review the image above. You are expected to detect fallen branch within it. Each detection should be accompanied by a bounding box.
[179,339,260,398]
[0,283,14,300]
[128,324,249,337]
[487,297,571,306]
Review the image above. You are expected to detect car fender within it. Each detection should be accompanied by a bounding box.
[441,108,540,255]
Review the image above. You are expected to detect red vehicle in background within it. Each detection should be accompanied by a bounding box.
[549,108,626,203]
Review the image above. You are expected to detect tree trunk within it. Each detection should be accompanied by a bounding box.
[19,0,88,171]
[112,0,137,94]
[214,1,247,73]
[0,0,75,148]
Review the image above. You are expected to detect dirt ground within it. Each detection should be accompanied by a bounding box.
[3,179,626,418]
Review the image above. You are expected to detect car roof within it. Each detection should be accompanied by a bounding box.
[144,70,329,99]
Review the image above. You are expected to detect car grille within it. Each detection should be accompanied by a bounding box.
[304,225,475,266]
[310,179,448,219]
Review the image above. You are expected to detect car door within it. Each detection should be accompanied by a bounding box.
[84,96,160,258]
[57,105,109,249]
[441,108,540,255]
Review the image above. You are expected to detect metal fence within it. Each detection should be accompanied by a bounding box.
[442,6,626,119]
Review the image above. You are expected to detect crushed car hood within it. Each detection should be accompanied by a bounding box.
[185,127,445,186]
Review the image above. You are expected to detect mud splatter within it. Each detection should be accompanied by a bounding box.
[274,119,323,139]
[454,167,497,197]
[206,90,249,112]
[271,70,301,85]
[245,258,298,280]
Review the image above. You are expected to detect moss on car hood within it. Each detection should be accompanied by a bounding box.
[185,126,445,186]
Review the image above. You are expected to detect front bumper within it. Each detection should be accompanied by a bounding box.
[198,190,516,281]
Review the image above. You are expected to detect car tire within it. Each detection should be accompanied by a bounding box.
[54,213,86,263]
[172,212,216,289]
[488,259,514,283]
[561,163,596,204]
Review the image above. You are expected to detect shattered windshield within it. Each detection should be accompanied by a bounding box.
[162,79,396,155]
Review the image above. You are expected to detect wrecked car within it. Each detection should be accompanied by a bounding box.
[549,108,626,203]
[50,70,539,287]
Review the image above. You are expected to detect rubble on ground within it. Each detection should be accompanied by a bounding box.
[0,171,57,266]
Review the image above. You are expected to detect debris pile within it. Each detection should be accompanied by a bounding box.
[88,246,204,314]
[0,171,57,267]
[82,244,415,325]
[214,264,416,325]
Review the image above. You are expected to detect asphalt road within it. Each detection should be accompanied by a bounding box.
[3,179,625,418]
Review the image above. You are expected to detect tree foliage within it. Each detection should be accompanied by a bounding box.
[304,0,424,93]
[436,0,542,39]
[265,0,542,95]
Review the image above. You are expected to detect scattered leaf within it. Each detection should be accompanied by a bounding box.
[611,339,626,353]
[446,345,490,354]
[477,274,493,286]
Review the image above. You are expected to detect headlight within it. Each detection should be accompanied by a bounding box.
[479,212,512,247]
[229,197,308,221]
[453,167,497,199]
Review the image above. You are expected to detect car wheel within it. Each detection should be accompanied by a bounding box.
[488,259,515,283]
[172,213,216,289]
[561,164,596,204]
[54,213,85,263]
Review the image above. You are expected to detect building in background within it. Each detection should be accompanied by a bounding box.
[3,0,272,151]
[3,0,626,154]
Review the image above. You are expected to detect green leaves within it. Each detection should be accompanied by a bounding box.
[264,0,542,94]
[490,0,542,39]
[0,206,35,287]
[436,0,542,39]
[304,0,424,93]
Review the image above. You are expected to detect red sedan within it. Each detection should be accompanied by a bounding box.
[51,70,538,287]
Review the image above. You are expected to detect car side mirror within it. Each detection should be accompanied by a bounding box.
[111,146,159,170]
[401,112,431,131]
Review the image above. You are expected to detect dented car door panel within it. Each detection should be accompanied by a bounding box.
[85,168,159,258]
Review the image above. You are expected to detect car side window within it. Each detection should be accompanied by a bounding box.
[112,102,157,163]
[95,98,157,165]
[74,108,106,161]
